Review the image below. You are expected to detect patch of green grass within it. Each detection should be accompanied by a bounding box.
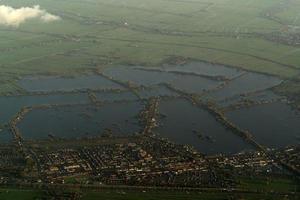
[0,188,43,200]
[81,190,295,200]
[64,175,89,184]
[0,187,297,200]
[237,176,299,193]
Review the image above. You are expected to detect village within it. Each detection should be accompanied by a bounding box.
[0,134,298,190]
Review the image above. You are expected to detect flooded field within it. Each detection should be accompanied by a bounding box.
[137,85,178,99]
[156,98,253,155]
[19,74,123,92]
[208,73,282,100]
[103,66,176,86]
[95,90,139,102]
[18,101,143,140]
[226,102,300,148]
[0,129,12,144]
[103,66,221,94]
[217,90,284,108]
[0,93,89,125]
[162,61,243,79]
[1,61,298,154]
[171,75,221,94]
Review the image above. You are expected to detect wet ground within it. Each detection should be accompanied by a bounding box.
[1,61,299,155]
[18,101,143,140]
[0,128,12,144]
[95,90,139,102]
[161,61,243,79]
[19,74,123,92]
[0,93,89,125]
[156,98,253,154]
[226,102,300,148]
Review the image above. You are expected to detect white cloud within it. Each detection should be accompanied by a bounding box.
[41,13,60,22]
[0,5,60,27]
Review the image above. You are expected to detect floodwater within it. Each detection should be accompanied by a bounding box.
[2,61,296,153]
[208,73,282,100]
[103,66,221,94]
[217,90,284,108]
[18,101,142,140]
[137,85,179,99]
[103,66,176,86]
[226,102,300,148]
[171,75,220,94]
[0,129,12,144]
[95,90,139,102]
[19,74,123,92]
[156,98,253,155]
[0,93,89,125]
[162,61,243,79]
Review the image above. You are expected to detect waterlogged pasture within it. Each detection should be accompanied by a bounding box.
[19,74,123,92]
[157,98,253,155]
[0,93,89,125]
[226,102,300,148]
[18,101,143,140]
[1,62,298,155]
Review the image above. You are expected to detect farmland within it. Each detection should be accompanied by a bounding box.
[1,0,300,97]
[0,178,298,200]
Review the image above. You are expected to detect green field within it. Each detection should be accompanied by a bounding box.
[80,190,293,200]
[0,188,43,200]
[237,176,299,193]
[0,176,298,199]
[1,0,300,96]
[0,187,298,200]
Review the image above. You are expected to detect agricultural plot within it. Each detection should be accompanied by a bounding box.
[1,0,300,96]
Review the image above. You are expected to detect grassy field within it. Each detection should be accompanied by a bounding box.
[80,190,294,200]
[0,188,43,200]
[237,176,299,193]
[0,187,297,200]
[1,0,300,95]
[0,176,297,199]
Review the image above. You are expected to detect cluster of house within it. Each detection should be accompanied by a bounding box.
[210,151,277,175]
[275,146,300,175]
[0,137,298,187]
[262,32,300,46]
[34,137,229,187]
[0,147,25,173]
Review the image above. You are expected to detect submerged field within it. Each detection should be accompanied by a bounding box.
[1,61,299,155]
